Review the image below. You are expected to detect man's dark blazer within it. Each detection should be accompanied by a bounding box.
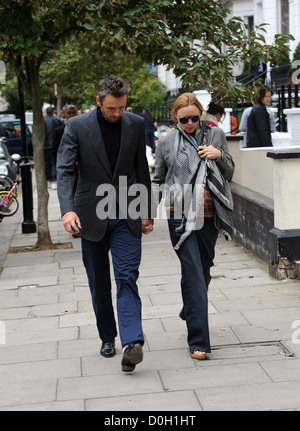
[56,108,153,241]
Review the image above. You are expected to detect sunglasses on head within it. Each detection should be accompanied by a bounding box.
[178,115,200,124]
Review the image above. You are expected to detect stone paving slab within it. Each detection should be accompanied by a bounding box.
[0,377,57,409]
[159,362,272,392]
[57,371,163,402]
[1,187,300,411]
[197,381,300,411]
[0,400,84,412]
[85,391,201,411]
[0,358,81,381]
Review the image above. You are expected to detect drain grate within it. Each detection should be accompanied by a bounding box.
[211,341,295,360]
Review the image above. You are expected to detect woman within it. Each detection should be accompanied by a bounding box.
[152,93,234,360]
[138,107,157,153]
[246,85,273,147]
[203,101,225,127]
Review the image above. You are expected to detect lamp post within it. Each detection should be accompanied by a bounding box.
[17,55,36,234]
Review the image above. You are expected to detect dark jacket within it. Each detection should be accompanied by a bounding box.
[56,109,153,241]
[246,102,272,147]
[44,115,62,150]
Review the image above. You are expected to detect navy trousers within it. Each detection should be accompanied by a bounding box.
[81,218,144,347]
[167,216,218,353]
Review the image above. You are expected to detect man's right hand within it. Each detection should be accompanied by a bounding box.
[62,211,82,234]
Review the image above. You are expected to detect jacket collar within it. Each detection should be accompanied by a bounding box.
[85,109,134,182]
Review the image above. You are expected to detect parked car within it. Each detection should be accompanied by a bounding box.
[0,118,33,157]
[0,138,20,181]
[25,111,33,134]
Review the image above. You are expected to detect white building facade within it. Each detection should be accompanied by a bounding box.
[225,0,300,56]
[158,0,300,93]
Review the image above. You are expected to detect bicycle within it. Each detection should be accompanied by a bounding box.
[0,177,22,217]
[0,174,14,192]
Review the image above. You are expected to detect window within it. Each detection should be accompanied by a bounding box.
[281,0,289,35]
[247,16,254,38]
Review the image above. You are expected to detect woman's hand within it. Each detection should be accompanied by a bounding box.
[142,219,154,235]
[198,145,222,160]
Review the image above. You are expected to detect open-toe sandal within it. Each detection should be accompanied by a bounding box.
[190,348,207,360]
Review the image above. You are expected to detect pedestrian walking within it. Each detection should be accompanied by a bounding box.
[203,101,225,127]
[56,75,154,372]
[246,85,273,147]
[138,107,157,154]
[53,105,78,155]
[152,92,234,360]
[240,101,275,148]
[44,106,62,189]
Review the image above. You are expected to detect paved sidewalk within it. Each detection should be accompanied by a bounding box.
[1,186,300,411]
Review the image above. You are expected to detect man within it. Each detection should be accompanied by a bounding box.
[246,85,273,147]
[53,105,78,155]
[57,76,154,372]
[44,106,62,189]
[251,61,267,83]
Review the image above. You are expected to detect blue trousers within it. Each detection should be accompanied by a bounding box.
[167,216,218,353]
[81,219,144,347]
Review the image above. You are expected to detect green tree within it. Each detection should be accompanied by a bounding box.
[0,0,97,249]
[0,0,293,249]
[39,37,166,112]
[292,42,300,63]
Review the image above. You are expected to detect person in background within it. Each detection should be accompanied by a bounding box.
[44,106,62,190]
[138,107,157,154]
[245,85,274,148]
[53,105,78,155]
[240,93,275,148]
[230,115,239,135]
[203,102,225,127]
[251,61,267,83]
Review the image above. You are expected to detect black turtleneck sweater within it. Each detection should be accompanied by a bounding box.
[97,106,122,174]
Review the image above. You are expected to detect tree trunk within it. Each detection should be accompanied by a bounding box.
[28,58,54,250]
[56,85,63,117]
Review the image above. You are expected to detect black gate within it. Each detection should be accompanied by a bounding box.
[276,84,299,132]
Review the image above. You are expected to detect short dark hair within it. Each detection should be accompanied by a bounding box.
[207,101,225,117]
[46,106,55,115]
[257,85,272,103]
[97,75,130,102]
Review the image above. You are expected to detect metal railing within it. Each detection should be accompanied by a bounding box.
[276,84,299,132]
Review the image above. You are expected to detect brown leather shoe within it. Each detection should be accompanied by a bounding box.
[121,343,143,372]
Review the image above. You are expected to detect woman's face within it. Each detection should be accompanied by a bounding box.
[175,104,201,135]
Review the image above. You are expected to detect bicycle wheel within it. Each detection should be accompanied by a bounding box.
[0,191,19,216]
[0,175,14,191]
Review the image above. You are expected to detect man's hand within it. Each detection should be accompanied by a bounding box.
[142,219,154,235]
[63,211,82,234]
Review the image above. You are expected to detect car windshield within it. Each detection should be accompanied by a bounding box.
[1,120,31,138]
